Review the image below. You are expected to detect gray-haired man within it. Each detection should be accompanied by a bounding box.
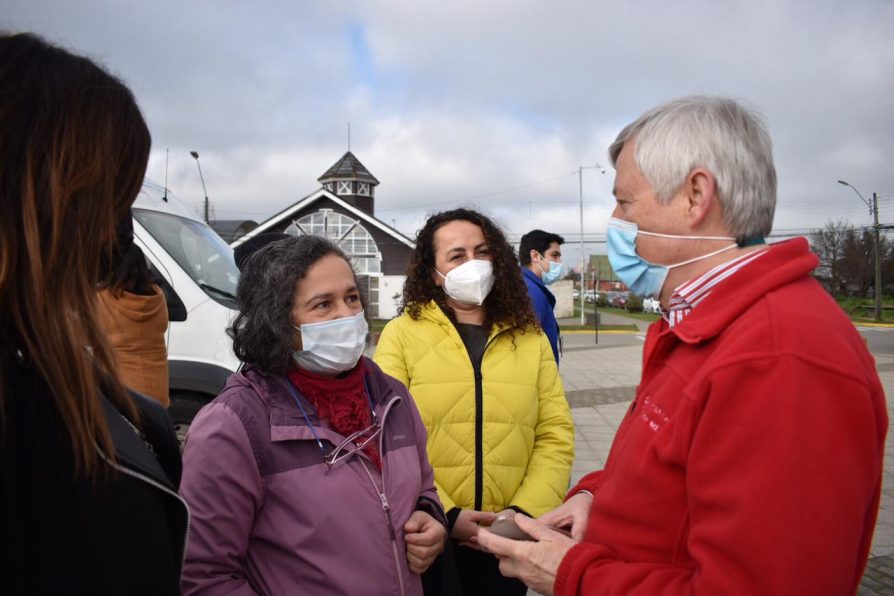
[479,96,887,595]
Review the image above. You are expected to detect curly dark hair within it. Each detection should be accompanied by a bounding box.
[230,235,368,374]
[402,208,537,332]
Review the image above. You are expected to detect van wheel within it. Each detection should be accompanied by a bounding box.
[169,393,208,451]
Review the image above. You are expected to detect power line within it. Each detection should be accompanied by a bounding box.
[376,170,580,212]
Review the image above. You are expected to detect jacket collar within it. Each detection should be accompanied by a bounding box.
[100,397,173,489]
[522,266,546,290]
[417,300,513,341]
[665,238,818,345]
[238,358,402,429]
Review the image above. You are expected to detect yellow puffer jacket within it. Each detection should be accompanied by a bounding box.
[373,301,574,517]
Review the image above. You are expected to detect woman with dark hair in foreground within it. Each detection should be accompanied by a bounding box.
[180,235,446,595]
[0,33,187,595]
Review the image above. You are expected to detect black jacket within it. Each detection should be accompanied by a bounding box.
[0,355,188,595]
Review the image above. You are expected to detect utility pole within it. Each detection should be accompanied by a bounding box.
[578,165,606,325]
[838,180,882,321]
[873,191,882,322]
[191,151,210,224]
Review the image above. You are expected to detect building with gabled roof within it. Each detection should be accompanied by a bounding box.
[232,152,414,319]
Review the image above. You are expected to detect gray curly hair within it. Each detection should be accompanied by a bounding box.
[230,235,368,373]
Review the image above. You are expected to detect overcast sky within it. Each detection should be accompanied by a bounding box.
[5,0,893,266]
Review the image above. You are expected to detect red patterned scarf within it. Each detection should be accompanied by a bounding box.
[286,360,381,469]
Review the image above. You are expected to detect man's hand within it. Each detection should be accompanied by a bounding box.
[404,511,446,574]
[538,492,593,542]
[451,509,497,549]
[477,514,576,596]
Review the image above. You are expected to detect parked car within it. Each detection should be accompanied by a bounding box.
[606,291,629,308]
[584,289,598,304]
[642,297,661,314]
[572,289,580,299]
[133,179,241,445]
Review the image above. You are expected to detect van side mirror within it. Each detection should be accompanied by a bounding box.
[147,263,188,322]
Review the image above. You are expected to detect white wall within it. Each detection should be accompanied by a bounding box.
[551,279,574,318]
[377,275,406,320]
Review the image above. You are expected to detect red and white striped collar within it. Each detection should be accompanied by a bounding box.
[663,247,769,328]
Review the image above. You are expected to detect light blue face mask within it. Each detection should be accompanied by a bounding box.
[293,311,369,376]
[536,255,563,285]
[606,217,739,299]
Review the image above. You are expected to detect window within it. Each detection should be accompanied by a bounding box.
[337,181,352,195]
[285,210,382,275]
[133,209,239,308]
[363,276,379,317]
[358,182,369,196]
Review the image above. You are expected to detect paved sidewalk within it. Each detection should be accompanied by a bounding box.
[559,339,894,594]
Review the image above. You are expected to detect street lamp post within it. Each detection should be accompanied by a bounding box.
[578,165,606,325]
[190,150,210,224]
[838,180,881,321]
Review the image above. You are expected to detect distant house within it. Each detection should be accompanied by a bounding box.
[209,219,259,243]
[232,151,415,319]
[588,254,627,293]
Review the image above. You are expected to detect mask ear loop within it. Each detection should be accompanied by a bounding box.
[666,242,739,270]
[534,252,549,275]
[637,230,736,241]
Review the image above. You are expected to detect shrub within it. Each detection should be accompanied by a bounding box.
[625,294,643,312]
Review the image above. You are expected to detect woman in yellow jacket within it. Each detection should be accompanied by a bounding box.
[374,208,574,596]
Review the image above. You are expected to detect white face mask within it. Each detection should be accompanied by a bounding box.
[436,259,495,305]
[292,311,368,375]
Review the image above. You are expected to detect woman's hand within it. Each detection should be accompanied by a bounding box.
[451,509,497,549]
[404,511,446,574]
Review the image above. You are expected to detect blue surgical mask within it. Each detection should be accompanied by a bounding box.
[536,255,563,285]
[293,311,368,376]
[606,218,738,298]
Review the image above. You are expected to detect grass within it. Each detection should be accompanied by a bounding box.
[836,297,894,325]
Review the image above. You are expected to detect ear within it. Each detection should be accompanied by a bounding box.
[431,269,443,287]
[529,249,541,263]
[682,167,717,229]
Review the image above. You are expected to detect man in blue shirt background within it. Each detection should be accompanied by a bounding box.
[519,229,564,364]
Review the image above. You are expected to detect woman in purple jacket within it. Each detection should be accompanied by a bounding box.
[180,235,447,595]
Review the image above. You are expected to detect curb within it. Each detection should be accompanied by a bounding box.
[562,329,644,335]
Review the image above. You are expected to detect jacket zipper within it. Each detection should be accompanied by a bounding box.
[95,448,191,578]
[359,461,406,596]
[367,395,406,596]
[467,328,511,511]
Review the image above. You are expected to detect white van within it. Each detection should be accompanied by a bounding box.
[132,179,240,442]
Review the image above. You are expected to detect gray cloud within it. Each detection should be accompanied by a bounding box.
[3,0,892,267]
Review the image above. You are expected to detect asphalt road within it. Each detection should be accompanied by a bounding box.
[859,326,894,359]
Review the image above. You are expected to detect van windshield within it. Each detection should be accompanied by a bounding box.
[133,208,239,309]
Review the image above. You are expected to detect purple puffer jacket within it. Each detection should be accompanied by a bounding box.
[180,357,445,596]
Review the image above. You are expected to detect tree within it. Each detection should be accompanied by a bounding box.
[811,219,850,294]
[839,228,874,297]
[811,220,890,299]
